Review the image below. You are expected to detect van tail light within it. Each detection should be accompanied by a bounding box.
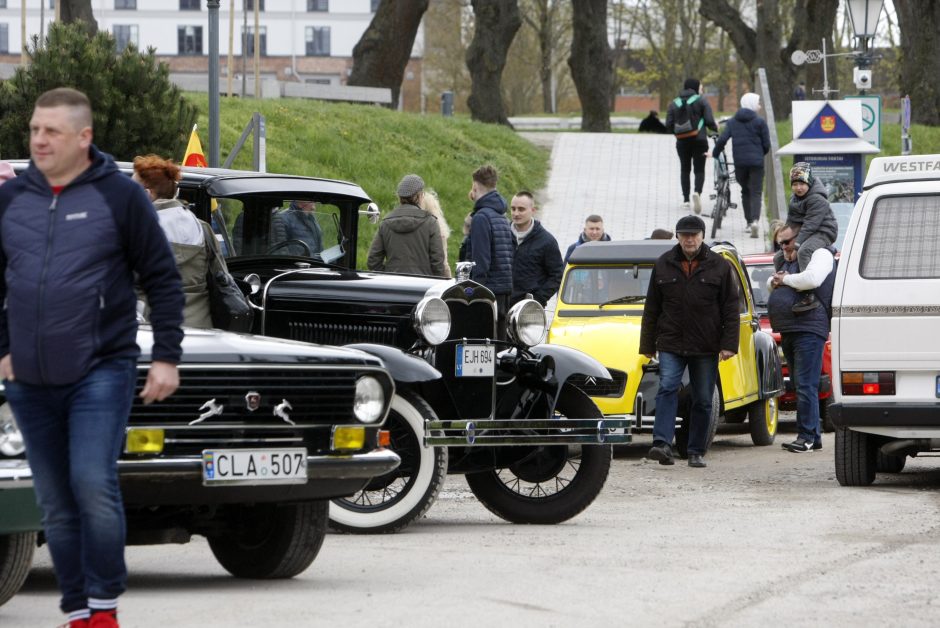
[842,372,895,395]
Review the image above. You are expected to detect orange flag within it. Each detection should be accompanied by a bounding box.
[183,125,208,168]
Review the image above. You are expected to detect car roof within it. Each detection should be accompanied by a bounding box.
[5,159,373,204]
[568,240,674,264]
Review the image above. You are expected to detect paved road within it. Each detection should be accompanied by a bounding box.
[520,132,769,257]
[5,417,940,627]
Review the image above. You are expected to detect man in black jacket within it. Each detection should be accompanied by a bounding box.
[639,215,739,468]
[509,191,563,306]
[666,78,718,214]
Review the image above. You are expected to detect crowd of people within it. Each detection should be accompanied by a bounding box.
[0,78,838,626]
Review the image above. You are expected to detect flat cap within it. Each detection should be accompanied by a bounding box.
[397,174,425,198]
[675,214,706,234]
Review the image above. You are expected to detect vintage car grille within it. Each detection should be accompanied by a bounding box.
[570,368,627,397]
[130,366,359,426]
[287,320,400,346]
[431,288,497,420]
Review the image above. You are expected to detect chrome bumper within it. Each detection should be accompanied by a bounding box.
[424,418,633,446]
[117,449,401,480]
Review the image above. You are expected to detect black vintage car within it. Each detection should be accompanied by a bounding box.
[166,166,631,534]
[0,324,399,598]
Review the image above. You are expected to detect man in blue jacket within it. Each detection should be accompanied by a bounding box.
[712,92,771,238]
[467,164,513,338]
[509,191,563,306]
[0,88,184,628]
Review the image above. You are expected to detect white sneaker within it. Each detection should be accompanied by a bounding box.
[681,202,691,213]
[691,192,702,214]
[749,222,759,238]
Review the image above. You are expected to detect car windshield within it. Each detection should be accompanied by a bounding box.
[209,198,347,265]
[746,263,774,309]
[561,265,652,305]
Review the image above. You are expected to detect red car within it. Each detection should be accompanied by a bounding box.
[743,253,834,432]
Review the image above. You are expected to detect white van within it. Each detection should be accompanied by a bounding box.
[831,154,940,485]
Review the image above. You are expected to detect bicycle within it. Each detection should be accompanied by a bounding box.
[708,134,737,238]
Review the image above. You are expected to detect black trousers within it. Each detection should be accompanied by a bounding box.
[735,164,765,224]
[676,138,709,202]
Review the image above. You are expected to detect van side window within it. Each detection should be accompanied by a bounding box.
[860,195,940,279]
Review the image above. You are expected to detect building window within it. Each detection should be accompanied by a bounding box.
[0,24,8,54]
[305,26,330,56]
[115,0,136,9]
[180,0,200,10]
[307,0,328,11]
[113,25,138,52]
[371,0,381,11]
[241,26,267,57]
[244,0,264,9]
[178,25,203,55]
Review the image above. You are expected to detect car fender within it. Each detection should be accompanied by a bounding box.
[345,344,441,383]
[753,330,784,398]
[529,343,612,384]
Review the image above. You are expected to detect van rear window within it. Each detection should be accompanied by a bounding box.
[860,195,940,279]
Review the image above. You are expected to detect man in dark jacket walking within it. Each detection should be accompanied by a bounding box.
[666,78,718,214]
[639,215,739,468]
[0,88,184,627]
[367,174,448,277]
[508,191,563,306]
[713,93,771,238]
[467,165,513,336]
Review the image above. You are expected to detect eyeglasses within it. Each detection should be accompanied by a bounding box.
[777,236,795,246]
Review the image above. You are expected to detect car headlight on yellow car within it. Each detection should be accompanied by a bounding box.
[0,402,26,457]
[507,299,547,347]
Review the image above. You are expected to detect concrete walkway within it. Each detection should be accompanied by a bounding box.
[522,132,771,257]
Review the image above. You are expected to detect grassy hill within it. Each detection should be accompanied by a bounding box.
[187,94,549,268]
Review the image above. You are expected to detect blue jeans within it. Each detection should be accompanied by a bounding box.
[653,351,719,456]
[5,358,136,613]
[781,332,826,445]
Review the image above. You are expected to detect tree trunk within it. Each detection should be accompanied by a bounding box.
[60,0,97,36]
[699,0,837,120]
[894,0,940,125]
[348,0,430,109]
[568,0,610,132]
[466,0,522,126]
[538,6,554,114]
[801,0,840,100]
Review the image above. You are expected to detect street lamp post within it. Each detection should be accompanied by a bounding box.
[207,0,221,168]
[845,0,884,94]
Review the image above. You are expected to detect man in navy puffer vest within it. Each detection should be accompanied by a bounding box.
[0,87,184,627]
[467,164,513,339]
[767,224,836,454]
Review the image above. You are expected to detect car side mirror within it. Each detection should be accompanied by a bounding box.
[359,202,380,224]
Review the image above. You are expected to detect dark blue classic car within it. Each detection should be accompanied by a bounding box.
[0,324,399,605]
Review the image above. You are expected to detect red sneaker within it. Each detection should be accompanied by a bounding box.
[89,610,119,628]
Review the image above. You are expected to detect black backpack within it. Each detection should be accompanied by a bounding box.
[672,94,702,139]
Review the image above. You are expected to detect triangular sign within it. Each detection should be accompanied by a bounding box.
[798,103,859,140]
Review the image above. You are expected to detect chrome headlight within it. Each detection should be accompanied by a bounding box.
[413,296,451,346]
[353,376,385,423]
[0,402,25,457]
[507,299,547,347]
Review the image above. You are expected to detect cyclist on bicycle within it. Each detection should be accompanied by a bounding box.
[712,93,771,238]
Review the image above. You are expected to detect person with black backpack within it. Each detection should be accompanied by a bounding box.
[666,78,718,215]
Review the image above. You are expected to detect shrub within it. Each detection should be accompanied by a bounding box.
[0,22,197,161]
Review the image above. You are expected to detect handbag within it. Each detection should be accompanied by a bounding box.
[201,222,253,333]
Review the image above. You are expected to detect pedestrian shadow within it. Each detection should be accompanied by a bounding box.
[18,564,265,594]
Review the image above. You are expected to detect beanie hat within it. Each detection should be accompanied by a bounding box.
[790,162,812,185]
[683,78,701,92]
[740,93,760,112]
[397,174,425,198]
[675,215,706,235]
